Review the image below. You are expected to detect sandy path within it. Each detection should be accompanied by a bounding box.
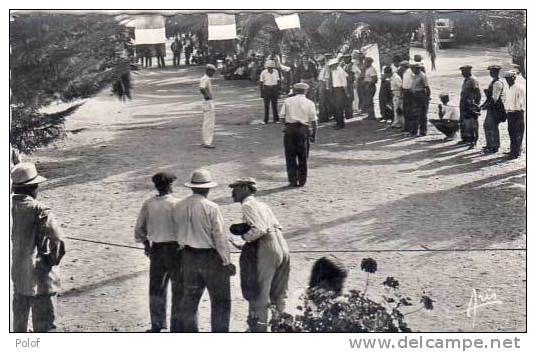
[26,46,526,332]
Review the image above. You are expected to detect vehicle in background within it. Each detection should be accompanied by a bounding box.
[436,18,456,49]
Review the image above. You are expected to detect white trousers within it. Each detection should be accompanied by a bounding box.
[352,85,360,111]
[202,100,215,146]
[392,94,404,128]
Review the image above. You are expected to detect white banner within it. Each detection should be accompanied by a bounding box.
[208,14,237,41]
[134,28,166,44]
[274,13,301,30]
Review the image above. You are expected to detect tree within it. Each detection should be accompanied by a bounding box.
[10,13,131,154]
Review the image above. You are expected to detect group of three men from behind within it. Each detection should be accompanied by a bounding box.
[134,169,290,332]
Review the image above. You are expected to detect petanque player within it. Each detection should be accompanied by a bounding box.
[458,65,482,148]
[199,64,217,148]
[11,162,66,332]
[259,60,281,124]
[503,70,526,160]
[134,172,181,332]
[173,169,235,332]
[482,65,506,154]
[280,82,318,187]
[229,177,290,332]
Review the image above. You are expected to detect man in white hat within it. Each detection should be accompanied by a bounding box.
[327,58,348,130]
[361,57,378,120]
[482,65,506,154]
[10,162,65,332]
[172,168,235,332]
[259,60,281,124]
[280,82,318,187]
[134,172,181,332]
[229,177,290,332]
[199,64,218,148]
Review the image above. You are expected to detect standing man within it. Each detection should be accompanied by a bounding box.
[171,37,183,67]
[280,83,318,187]
[379,66,394,123]
[401,60,414,132]
[328,58,348,130]
[459,65,482,149]
[482,65,506,154]
[350,50,363,114]
[259,60,281,124]
[295,54,318,101]
[184,36,193,65]
[173,168,235,332]
[391,63,404,129]
[503,71,526,159]
[362,57,378,120]
[11,162,65,332]
[342,54,358,119]
[229,178,290,332]
[199,64,217,148]
[317,55,331,122]
[409,62,430,136]
[135,172,181,332]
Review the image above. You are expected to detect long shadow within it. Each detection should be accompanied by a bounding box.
[284,167,526,250]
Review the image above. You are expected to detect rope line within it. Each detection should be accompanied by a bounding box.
[65,236,526,254]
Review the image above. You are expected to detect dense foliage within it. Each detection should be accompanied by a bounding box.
[10,14,131,153]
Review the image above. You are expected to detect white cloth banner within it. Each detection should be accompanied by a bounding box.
[274,14,301,30]
[208,14,237,41]
[134,28,166,44]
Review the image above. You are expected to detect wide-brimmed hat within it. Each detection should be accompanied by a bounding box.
[399,60,410,67]
[265,60,276,68]
[11,162,47,186]
[410,62,424,68]
[206,64,217,71]
[503,70,517,78]
[327,58,339,66]
[459,65,472,70]
[184,168,218,188]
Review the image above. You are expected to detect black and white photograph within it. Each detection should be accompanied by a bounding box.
[6,4,528,348]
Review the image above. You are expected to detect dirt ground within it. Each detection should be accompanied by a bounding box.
[25,46,526,332]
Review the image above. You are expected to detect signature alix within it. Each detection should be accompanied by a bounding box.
[466,288,503,328]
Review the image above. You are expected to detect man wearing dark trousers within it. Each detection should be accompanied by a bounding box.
[173,169,235,332]
[259,60,280,123]
[171,37,182,67]
[458,65,482,149]
[503,71,526,159]
[482,65,505,154]
[408,62,430,137]
[328,58,348,130]
[135,172,181,332]
[280,83,318,187]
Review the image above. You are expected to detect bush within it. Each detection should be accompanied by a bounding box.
[269,257,434,332]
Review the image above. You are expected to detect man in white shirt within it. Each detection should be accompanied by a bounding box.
[135,172,180,332]
[432,93,460,141]
[390,65,404,129]
[280,83,318,187]
[229,178,290,332]
[173,169,235,332]
[503,71,526,159]
[401,60,414,132]
[259,60,281,123]
[362,57,378,120]
[199,64,217,148]
[328,58,348,129]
